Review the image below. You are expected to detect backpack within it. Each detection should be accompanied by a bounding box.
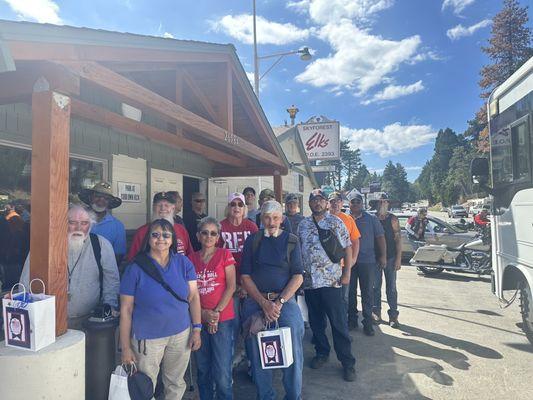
[251,229,298,269]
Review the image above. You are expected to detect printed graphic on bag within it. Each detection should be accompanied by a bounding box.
[5,307,31,348]
[259,335,285,367]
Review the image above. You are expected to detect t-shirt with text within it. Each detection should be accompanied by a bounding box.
[218,218,258,277]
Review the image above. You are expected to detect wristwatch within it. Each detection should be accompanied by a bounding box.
[278,296,286,305]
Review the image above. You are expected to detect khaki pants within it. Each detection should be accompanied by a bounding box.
[132,328,191,400]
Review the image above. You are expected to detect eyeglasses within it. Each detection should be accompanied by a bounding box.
[230,202,244,208]
[150,232,172,239]
[193,199,206,203]
[200,230,218,237]
[68,220,90,227]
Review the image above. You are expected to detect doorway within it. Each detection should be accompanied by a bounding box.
[183,176,204,222]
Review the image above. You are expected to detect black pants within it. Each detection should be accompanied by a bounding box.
[349,262,376,327]
[305,287,355,368]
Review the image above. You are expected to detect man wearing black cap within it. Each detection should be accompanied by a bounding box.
[298,189,356,381]
[126,191,192,261]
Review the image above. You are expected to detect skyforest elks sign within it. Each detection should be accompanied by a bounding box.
[297,120,340,161]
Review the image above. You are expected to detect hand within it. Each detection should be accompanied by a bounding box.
[340,271,351,285]
[202,309,220,325]
[379,257,387,269]
[189,330,201,351]
[395,260,401,271]
[261,300,281,323]
[121,347,136,365]
[207,322,218,335]
[236,286,248,299]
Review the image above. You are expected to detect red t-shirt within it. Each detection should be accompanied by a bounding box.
[189,248,236,322]
[218,218,258,277]
[127,222,192,262]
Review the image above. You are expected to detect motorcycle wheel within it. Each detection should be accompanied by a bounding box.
[417,266,444,276]
[520,280,533,345]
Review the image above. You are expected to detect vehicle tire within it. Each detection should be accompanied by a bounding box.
[520,279,533,345]
[417,266,444,276]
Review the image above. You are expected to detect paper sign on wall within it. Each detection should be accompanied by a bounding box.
[117,182,141,203]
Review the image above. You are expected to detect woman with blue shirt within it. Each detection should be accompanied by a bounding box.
[120,218,202,400]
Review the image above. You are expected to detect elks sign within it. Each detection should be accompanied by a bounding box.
[297,119,340,161]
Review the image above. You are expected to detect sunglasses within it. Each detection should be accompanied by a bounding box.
[193,199,206,203]
[150,231,172,239]
[230,202,244,208]
[200,230,219,237]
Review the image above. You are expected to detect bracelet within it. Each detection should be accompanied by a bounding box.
[192,323,202,330]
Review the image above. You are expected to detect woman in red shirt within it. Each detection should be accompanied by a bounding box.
[190,216,236,400]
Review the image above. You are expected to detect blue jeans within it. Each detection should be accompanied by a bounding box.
[242,297,304,400]
[195,319,235,400]
[349,262,376,327]
[373,257,399,318]
[305,287,355,368]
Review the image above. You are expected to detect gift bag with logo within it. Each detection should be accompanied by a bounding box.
[256,321,293,369]
[2,279,56,351]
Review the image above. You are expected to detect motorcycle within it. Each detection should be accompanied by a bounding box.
[409,228,491,276]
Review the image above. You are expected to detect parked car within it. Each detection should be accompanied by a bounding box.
[448,205,468,218]
[395,213,477,260]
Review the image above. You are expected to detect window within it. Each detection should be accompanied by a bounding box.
[491,126,513,184]
[492,118,531,185]
[511,121,530,182]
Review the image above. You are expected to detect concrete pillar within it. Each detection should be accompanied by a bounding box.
[0,330,85,400]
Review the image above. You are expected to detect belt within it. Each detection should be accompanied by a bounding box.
[261,292,280,301]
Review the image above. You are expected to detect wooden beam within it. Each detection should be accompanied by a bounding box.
[71,98,246,167]
[223,64,234,132]
[213,166,288,177]
[182,69,219,124]
[30,90,70,336]
[175,70,183,135]
[54,60,284,167]
[274,174,283,203]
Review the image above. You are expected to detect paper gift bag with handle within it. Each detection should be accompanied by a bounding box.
[2,279,56,351]
[256,321,293,369]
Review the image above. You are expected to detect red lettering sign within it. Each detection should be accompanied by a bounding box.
[305,132,329,151]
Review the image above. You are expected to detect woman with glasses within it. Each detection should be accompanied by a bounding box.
[120,218,202,400]
[189,216,236,399]
[218,192,258,363]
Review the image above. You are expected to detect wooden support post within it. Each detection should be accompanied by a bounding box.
[30,90,70,336]
[274,173,283,203]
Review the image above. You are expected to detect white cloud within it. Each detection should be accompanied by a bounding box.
[341,123,437,157]
[288,0,395,25]
[362,80,424,104]
[447,19,492,40]
[296,20,421,95]
[442,0,476,15]
[162,32,174,39]
[211,14,309,45]
[4,0,62,24]
[405,166,423,171]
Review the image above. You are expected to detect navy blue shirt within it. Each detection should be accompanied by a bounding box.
[120,253,197,340]
[353,211,385,264]
[240,230,303,293]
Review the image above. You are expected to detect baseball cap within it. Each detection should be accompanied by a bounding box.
[243,187,256,196]
[285,193,299,204]
[309,188,326,201]
[328,191,343,201]
[153,191,177,204]
[259,188,275,200]
[346,189,363,202]
[228,192,245,204]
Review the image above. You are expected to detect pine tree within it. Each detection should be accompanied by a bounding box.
[479,0,532,98]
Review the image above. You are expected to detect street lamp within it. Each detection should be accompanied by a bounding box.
[252,0,312,97]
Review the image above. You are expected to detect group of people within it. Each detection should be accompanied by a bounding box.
[17,181,404,400]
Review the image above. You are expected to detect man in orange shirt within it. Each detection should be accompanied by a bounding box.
[328,192,360,312]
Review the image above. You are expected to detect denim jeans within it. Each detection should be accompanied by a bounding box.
[348,262,376,327]
[373,257,399,319]
[242,297,304,400]
[195,319,235,400]
[305,287,355,368]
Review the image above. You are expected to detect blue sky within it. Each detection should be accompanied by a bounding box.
[1,0,530,180]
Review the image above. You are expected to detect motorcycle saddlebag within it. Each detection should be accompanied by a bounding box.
[412,245,447,263]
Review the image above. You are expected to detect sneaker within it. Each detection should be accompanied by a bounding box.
[363,324,375,336]
[343,366,356,382]
[310,355,329,369]
[371,312,382,325]
[389,316,400,329]
[348,318,359,331]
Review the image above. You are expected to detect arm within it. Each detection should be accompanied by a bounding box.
[205,264,237,334]
[391,216,402,270]
[351,239,360,266]
[376,235,386,268]
[187,280,202,351]
[119,295,136,364]
[341,244,353,285]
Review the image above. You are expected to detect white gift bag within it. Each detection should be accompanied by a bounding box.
[257,322,293,369]
[2,279,56,351]
[108,365,131,400]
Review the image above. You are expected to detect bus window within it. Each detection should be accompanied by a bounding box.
[492,126,513,184]
[511,121,530,182]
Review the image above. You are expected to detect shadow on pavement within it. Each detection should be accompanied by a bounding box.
[417,272,491,283]
[476,309,503,317]
[504,342,533,353]
[398,323,502,359]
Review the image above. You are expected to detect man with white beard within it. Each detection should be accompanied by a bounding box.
[79,181,126,265]
[20,205,120,329]
[126,191,192,261]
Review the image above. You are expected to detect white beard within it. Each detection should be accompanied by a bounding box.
[68,233,87,258]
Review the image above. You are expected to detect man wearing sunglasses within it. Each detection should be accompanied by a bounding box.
[127,191,192,261]
[184,192,208,252]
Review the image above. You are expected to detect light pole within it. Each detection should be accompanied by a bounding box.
[252,0,312,97]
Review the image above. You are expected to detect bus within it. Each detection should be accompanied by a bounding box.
[471,55,533,344]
